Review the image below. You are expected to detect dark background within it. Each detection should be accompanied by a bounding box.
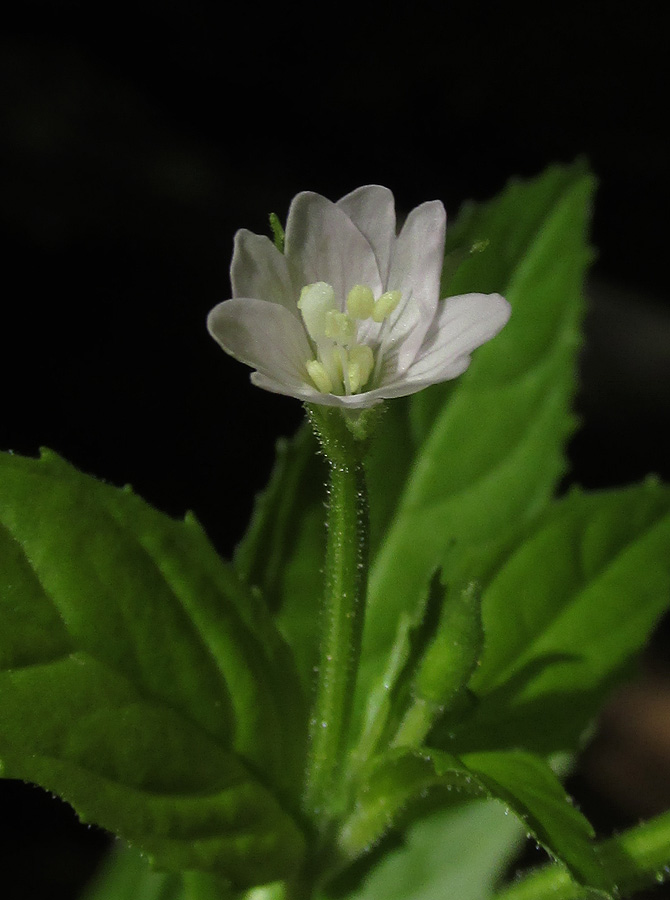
[1,2,669,897]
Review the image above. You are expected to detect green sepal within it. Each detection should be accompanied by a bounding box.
[269,212,285,253]
[304,403,385,464]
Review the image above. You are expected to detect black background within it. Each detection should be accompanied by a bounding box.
[1,2,669,897]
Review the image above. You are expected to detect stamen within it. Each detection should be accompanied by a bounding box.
[298,281,412,396]
[347,344,374,393]
[347,284,375,319]
[298,282,337,341]
[306,359,334,393]
[372,290,402,322]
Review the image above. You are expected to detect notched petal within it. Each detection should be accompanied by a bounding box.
[207,298,312,384]
[284,192,383,300]
[406,292,511,381]
[231,230,294,309]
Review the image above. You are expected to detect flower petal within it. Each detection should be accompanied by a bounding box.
[284,192,383,302]
[386,200,447,371]
[231,230,294,309]
[402,292,511,383]
[335,185,396,286]
[207,298,312,383]
[251,371,338,404]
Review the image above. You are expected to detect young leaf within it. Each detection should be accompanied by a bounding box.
[0,450,306,885]
[412,580,483,708]
[447,480,670,754]
[354,162,595,732]
[391,579,483,749]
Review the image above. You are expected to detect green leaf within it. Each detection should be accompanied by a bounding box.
[80,845,183,900]
[339,748,599,885]
[448,480,670,753]
[338,748,481,858]
[234,425,327,689]
[233,424,317,612]
[324,799,525,900]
[353,162,595,734]
[0,450,306,886]
[495,808,670,900]
[462,752,601,886]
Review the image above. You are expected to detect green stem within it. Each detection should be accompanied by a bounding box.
[494,809,670,900]
[303,406,370,823]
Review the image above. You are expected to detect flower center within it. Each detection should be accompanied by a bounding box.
[297,282,401,395]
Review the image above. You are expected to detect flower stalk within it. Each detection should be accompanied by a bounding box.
[302,405,372,824]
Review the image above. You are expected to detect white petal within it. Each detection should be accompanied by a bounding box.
[403,292,511,382]
[284,192,383,302]
[250,371,327,403]
[386,200,447,371]
[336,185,396,285]
[231,230,294,310]
[207,298,312,383]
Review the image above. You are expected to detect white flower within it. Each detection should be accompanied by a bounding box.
[207,185,510,408]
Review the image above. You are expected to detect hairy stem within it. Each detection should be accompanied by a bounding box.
[302,406,370,824]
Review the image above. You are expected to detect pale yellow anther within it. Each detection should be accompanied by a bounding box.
[347,344,375,393]
[324,310,356,345]
[306,359,334,394]
[347,284,375,319]
[372,290,402,322]
[297,282,337,342]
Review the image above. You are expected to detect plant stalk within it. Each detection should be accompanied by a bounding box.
[302,406,370,824]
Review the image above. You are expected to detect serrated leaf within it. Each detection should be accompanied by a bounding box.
[462,752,601,887]
[340,747,599,887]
[352,162,595,735]
[447,480,670,754]
[0,450,306,885]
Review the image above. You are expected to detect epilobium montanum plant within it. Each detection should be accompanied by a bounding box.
[2,163,670,900]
